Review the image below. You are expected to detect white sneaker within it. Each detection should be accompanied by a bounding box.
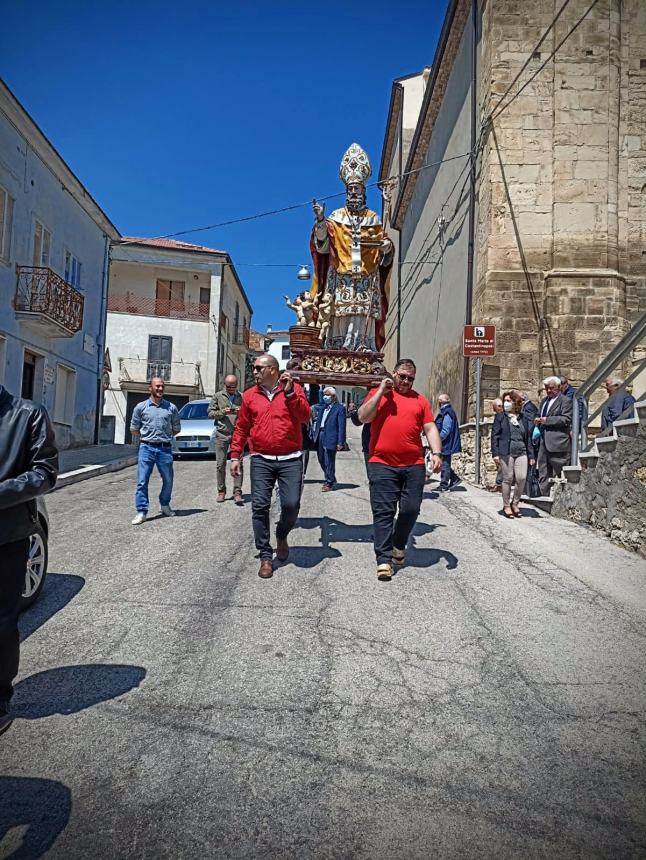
[160,505,175,517]
[132,512,147,525]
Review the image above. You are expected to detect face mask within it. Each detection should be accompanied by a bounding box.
[503,401,513,413]
[322,395,332,404]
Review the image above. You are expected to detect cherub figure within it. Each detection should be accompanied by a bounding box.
[316,290,335,344]
[284,291,317,326]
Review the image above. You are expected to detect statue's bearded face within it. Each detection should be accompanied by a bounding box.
[346,183,366,213]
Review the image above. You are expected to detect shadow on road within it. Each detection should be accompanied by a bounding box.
[0,776,71,859]
[12,663,146,720]
[293,517,456,569]
[172,508,209,518]
[19,573,85,642]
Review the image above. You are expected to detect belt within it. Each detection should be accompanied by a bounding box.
[142,441,172,448]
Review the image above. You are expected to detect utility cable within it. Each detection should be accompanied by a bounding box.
[114,151,473,247]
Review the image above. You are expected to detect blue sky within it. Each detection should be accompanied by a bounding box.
[2,0,447,331]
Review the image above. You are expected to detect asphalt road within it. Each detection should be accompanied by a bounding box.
[2,426,646,859]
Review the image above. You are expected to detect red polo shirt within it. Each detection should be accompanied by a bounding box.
[366,388,433,467]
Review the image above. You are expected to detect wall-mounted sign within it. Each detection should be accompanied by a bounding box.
[43,366,55,385]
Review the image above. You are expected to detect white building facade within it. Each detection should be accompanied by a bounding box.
[104,238,251,443]
[0,81,119,448]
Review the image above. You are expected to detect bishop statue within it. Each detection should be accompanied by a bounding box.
[310,143,393,352]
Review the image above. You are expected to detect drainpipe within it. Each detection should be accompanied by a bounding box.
[93,233,111,444]
[461,0,478,424]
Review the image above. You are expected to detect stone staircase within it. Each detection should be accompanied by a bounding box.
[548,400,646,557]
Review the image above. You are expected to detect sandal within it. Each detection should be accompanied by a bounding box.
[512,505,522,518]
[503,507,514,519]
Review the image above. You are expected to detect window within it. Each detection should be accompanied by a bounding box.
[32,220,51,267]
[54,365,76,425]
[0,186,14,264]
[64,249,82,289]
[0,336,6,384]
[155,279,185,316]
[234,300,240,333]
[147,335,172,380]
[199,287,211,306]
[178,401,209,420]
[281,345,290,360]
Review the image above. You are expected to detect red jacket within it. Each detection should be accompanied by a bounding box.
[230,382,310,459]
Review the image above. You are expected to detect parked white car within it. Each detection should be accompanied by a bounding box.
[172,399,216,458]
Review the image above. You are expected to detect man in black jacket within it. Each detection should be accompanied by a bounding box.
[0,384,58,735]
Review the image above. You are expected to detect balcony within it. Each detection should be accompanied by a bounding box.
[118,357,203,392]
[232,324,250,348]
[108,293,209,322]
[15,266,84,337]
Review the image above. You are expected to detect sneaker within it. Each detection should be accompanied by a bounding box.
[449,477,463,489]
[160,505,175,517]
[392,548,406,566]
[132,512,147,525]
[377,563,392,581]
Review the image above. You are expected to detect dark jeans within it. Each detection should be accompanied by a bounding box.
[440,454,459,489]
[537,443,569,496]
[367,462,426,565]
[317,445,337,486]
[0,538,29,704]
[250,456,303,559]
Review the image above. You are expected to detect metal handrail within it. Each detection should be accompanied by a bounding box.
[571,308,646,463]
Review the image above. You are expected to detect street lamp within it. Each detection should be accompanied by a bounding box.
[297,265,311,281]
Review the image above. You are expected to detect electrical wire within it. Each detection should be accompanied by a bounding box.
[114,151,473,247]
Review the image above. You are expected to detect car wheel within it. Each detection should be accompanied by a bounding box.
[20,522,48,611]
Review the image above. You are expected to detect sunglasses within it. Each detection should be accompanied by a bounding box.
[253,365,270,372]
[396,372,415,383]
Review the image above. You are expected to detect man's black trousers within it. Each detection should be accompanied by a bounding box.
[367,462,426,565]
[250,456,303,559]
[0,538,29,705]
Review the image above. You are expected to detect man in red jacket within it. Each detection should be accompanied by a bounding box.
[230,354,311,578]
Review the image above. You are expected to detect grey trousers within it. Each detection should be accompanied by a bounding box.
[537,443,568,496]
[500,454,528,505]
[216,434,242,493]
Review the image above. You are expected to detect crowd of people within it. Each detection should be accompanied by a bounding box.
[0,360,637,735]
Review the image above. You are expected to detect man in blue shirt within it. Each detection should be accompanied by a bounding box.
[130,377,181,524]
[312,386,346,491]
[435,393,462,491]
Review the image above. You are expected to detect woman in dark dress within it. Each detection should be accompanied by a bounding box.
[491,390,535,518]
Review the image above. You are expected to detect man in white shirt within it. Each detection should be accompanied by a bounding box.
[534,375,572,495]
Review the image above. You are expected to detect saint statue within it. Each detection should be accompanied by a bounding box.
[309,143,393,352]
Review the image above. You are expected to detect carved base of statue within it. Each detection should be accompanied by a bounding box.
[288,325,321,351]
[287,348,386,387]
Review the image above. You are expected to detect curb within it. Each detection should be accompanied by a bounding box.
[54,455,139,490]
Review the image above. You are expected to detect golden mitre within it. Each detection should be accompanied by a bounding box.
[339,143,372,187]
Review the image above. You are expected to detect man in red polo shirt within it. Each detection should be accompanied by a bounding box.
[230,353,310,579]
[358,358,442,580]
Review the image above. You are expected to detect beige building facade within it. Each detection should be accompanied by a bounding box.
[104,238,251,443]
[380,0,646,418]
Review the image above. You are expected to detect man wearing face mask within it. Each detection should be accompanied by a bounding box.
[312,387,346,492]
[358,359,442,581]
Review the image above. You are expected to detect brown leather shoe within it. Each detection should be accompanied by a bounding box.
[216,491,226,503]
[321,484,332,492]
[233,490,243,506]
[275,535,289,562]
[258,559,273,578]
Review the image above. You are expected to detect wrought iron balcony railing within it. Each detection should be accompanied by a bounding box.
[108,293,209,321]
[118,357,203,391]
[15,266,84,334]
